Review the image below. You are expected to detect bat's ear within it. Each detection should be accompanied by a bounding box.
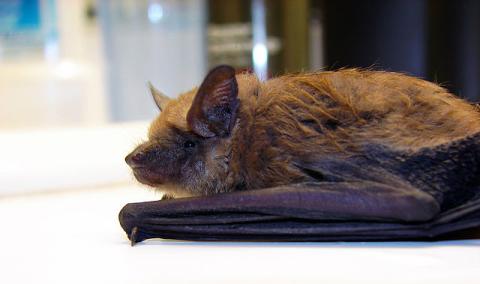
[148,82,170,111]
[187,65,239,138]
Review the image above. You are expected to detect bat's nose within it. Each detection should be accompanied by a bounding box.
[125,150,147,168]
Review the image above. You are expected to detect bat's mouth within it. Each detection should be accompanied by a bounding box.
[132,167,166,186]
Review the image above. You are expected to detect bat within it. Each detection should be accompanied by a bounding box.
[120,65,480,244]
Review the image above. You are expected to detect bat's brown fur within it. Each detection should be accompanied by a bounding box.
[130,68,480,197]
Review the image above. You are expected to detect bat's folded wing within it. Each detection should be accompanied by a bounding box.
[118,183,480,244]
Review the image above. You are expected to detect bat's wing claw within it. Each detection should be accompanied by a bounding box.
[119,203,143,246]
[130,226,139,246]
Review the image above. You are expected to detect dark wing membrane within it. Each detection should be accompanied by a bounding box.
[119,180,444,244]
[392,132,480,210]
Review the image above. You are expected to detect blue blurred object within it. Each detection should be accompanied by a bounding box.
[0,0,58,59]
[0,0,41,34]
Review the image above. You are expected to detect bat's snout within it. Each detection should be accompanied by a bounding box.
[125,145,169,186]
[125,150,147,169]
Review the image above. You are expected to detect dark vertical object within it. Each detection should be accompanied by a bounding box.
[324,0,427,77]
[281,0,310,73]
[209,0,249,23]
[428,0,480,101]
[264,0,282,74]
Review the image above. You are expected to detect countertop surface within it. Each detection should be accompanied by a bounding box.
[1,184,479,284]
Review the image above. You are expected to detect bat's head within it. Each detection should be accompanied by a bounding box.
[125,65,240,197]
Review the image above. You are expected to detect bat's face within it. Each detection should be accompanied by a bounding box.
[125,114,231,196]
[125,65,240,196]
[125,122,202,189]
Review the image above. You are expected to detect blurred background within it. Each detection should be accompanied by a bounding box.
[1,0,480,130]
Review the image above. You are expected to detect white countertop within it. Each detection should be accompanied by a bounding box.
[1,184,479,284]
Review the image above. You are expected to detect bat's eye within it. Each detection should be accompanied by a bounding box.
[184,140,196,148]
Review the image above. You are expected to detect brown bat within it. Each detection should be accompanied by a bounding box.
[121,65,480,243]
[126,65,480,197]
